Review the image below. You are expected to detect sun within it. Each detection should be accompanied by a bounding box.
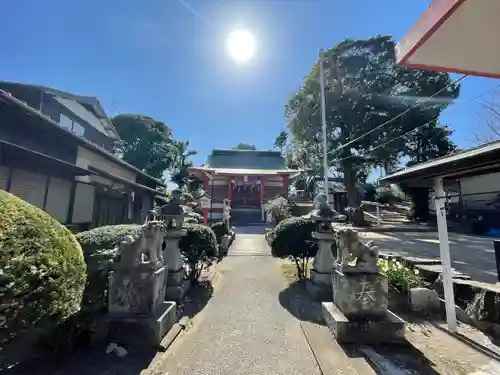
[226,30,256,63]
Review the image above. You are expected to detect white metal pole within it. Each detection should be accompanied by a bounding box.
[434,177,457,332]
[376,205,381,226]
[319,51,330,206]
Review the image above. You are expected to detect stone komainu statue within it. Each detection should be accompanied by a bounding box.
[118,221,165,269]
[335,226,378,273]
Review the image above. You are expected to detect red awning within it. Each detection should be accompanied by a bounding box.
[396,0,500,78]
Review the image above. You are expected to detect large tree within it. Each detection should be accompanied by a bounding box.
[112,114,196,188]
[286,36,459,223]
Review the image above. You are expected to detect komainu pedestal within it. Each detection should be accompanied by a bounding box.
[323,227,406,344]
[108,221,176,347]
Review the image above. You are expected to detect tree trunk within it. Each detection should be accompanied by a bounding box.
[342,161,366,226]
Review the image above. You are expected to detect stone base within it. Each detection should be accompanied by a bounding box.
[165,280,190,302]
[107,301,176,347]
[167,267,185,286]
[322,302,405,344]
[333,269,388,319]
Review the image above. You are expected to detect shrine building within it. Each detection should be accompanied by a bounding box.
[188,149,300,222]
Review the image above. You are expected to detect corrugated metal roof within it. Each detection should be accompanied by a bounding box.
[380,140,500,183]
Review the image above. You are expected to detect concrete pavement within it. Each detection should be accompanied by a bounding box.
[154,227,321,375]
[363,231,498,283]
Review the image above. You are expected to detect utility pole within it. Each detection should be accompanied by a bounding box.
[319,50,330,205]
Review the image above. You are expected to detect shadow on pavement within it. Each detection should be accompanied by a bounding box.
[178,280,214,319]
[278,280,325,326]
[2,343,158,375]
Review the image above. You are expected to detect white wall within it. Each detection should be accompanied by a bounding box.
[76,146,137,184]
[460,172,500,208]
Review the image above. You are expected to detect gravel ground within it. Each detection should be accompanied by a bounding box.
[150,232,321,375]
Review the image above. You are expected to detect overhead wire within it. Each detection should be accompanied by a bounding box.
[327,74,468,155]
[329,81,500,166]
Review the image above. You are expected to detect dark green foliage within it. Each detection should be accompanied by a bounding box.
[0,190,86,349]
[363,183,377,202]
[264,196,292,225]
[75,224,142,315]
[270,217,318,279]
[187,211,203,224]
[273,131,288,154]
[210,221,229,244]
[285,35,459,221]
[185,217,199,224]
[376,188,402,205]
[170,141,198,189]
[179,224,218,282]
[111,115,197,185]
[181,192,195,203]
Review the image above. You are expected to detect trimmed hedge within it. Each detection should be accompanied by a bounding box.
[179,223,218,281]
[75,224,142,314]
[270,216,318,260]
[187,211,203,224]
[0,190,86,348]
[210,221,228,244]
[270,216,318,280]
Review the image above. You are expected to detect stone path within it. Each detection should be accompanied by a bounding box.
[152,228,321,375]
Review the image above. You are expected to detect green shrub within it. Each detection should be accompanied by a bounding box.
[270,217,318,280]
[181,192,195,203]
[179,224,218,282]
[210,221,228,244]
[75,224,142,315]
[185,217,199,224]
[378,258,424,292]
[264,197,291,225]
[0,190,86,348]
[187,211,203,224]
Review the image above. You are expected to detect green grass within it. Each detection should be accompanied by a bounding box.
[280,260,313,281]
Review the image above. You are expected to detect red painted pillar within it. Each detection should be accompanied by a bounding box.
[281,175,288,196]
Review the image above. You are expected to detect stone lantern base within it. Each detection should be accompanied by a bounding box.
[306,230,336,301]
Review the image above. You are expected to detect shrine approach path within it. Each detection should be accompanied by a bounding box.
[153,225,321,375]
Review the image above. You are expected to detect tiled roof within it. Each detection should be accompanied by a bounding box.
[207,149,287,170]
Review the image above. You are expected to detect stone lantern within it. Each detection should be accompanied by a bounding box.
[158,189,189,302]
[306,193,346,301]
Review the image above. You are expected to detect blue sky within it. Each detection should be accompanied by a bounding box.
[1,0,498,173]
